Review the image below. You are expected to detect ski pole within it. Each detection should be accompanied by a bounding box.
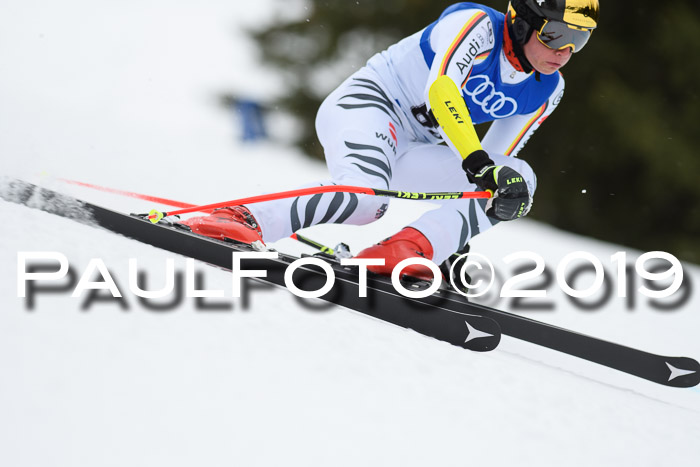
[59,178,204,210]
[146,185,491,223]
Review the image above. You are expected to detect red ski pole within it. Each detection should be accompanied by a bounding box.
[59,178,201,210]
[146,185,491,223]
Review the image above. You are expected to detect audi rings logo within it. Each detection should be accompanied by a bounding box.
[465,75,518,119]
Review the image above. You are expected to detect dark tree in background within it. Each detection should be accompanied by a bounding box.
[250,0,700,263]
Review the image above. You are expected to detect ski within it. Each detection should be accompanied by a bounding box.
[3,177,699,387]
[1,177,500,353]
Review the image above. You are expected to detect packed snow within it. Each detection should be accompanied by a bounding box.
[1,1,699,466]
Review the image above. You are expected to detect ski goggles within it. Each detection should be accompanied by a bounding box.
[536,19,594,53]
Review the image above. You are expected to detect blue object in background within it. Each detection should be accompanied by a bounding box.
[235,98,267,142]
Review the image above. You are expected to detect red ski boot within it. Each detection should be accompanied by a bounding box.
[179,206,264,247]
[354,227,436,281]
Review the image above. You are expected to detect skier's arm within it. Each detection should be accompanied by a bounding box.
[482,74,565,156]
[428,75,483,161]
[424,10,531,221]
[424,9,494,161]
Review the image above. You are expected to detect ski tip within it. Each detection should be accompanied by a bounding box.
[664,357,700,388]
[148,209,164,224]
[462,316,501,352]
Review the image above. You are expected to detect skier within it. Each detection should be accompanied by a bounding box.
[182,0,600,282]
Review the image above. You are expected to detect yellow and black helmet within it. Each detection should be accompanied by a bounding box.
[507,0,600,53]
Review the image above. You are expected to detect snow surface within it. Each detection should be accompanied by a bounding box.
[1,1,699,466]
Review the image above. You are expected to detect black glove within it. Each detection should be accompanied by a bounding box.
[462,150,532,221]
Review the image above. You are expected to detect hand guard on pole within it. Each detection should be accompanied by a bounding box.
[462,150,532,222]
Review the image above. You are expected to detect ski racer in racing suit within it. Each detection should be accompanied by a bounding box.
[182,0,600,282]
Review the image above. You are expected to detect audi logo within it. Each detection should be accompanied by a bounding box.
[464,75,518,119]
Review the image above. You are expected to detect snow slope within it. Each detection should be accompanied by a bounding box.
[2,2,699,466]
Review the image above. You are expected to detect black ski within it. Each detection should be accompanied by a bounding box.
[1,177,500,352]
[3,177,699,388]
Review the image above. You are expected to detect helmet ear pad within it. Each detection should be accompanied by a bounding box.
[511,16,534,46]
